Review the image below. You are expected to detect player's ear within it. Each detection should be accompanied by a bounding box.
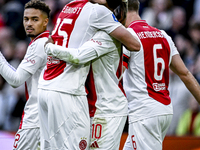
[43,18,49,27]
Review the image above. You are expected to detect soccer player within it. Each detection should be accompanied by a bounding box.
[0,0,50,149]
[122,0,200,150]
[44,1,130,149]
[37,0,140,149]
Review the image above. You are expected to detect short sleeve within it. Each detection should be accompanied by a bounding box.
[122,28,139,68]
[123,27,138,58]
[161,30,179,56]
[90,4,122,34]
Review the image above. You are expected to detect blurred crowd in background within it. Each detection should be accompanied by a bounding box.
[0,0,200,136]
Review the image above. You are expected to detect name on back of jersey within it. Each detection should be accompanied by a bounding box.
[62,6,82,14]
[137,31,164,39]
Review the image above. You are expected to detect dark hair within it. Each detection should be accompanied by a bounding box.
[127,0,140,12]
[114,2,127,24]
[25,0,51,18]
[106,0,122,10]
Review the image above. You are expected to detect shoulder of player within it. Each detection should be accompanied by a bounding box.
[27,37,47,55]
[160,30,173,43]
[91,31,116,45]
[87,2,112,15]
[126,27,140,43]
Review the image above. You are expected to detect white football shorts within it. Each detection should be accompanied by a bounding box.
[38,89,90,150]
[90,116,127,150]
[123,114,173,150]
[13,128,40,150]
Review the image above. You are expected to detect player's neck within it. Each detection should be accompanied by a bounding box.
[125,11,141,28]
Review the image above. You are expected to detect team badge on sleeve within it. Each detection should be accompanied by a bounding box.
[112,14,119,22]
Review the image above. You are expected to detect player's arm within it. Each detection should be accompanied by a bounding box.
[0,52,31,88]
[45,33,117,65]
[170,54,200,104]
[91,3,140,52]
[45,42,98,65]
[109,25,140,52]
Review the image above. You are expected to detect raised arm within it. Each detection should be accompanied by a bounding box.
[170,54,200,104]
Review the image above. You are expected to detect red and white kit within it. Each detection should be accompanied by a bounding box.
[0,31,49,150]
[38,0,122,149]
[85,32,128,150]
[122,20,179,150]
[78,31,128,150]
[45,29,128,150]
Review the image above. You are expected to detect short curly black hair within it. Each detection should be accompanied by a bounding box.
[106,0,122,10]
[25,0,51,18]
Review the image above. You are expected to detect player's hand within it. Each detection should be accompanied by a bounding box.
[44,43,59,58]
[44,43,54,56]
[44,35,54,48]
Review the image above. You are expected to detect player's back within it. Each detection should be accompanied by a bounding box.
[86,31,128,117]
[38,0,121,95]
[123,20,174,122]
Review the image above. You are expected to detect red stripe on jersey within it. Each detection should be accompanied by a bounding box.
[85,66,97,117]
[19,111,24,129]
[19,82,29,129]
[43,1,88,80]
[129,20,171,105]
[25,82,29,101]
[123,54,129,69]
[29,30,50,46]
[116,52,126,96]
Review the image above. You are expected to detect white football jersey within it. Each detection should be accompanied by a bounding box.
[123,20,179,123]
[84,31,128,117]
[18,31,49,129]
[38,0,121,95]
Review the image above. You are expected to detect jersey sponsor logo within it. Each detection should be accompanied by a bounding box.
[152,83,166,91]
[47,56,60,65]
[112,13,119,22]
[24,57,35,64]
[79,138,87,150]
[90,141,99,148]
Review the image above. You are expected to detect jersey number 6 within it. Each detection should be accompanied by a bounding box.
[153,44,165,81]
